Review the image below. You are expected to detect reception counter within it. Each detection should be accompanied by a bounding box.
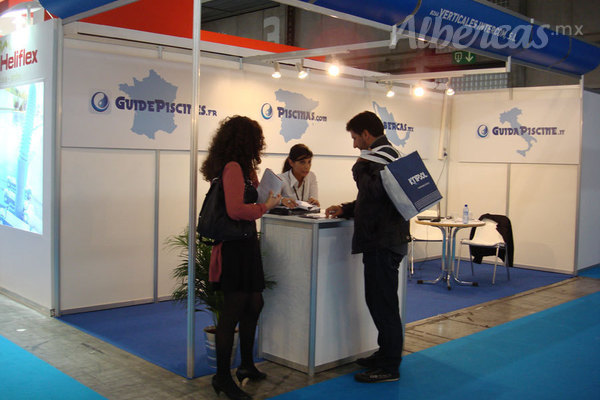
[258,213,407,375]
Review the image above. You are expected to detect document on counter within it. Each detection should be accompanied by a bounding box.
[294,200,319,211]
[257,168,283,204]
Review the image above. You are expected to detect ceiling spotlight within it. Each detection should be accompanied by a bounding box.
[413,83,425,97]
[272,62,281,79]
[328,63,340,77]
[445,79,455,96]
[297,62,308,79]
[386,83,395,98]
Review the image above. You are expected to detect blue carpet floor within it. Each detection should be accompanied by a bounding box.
[579,264,600,279]
[406,260,569,322]
[271,291,600,400]
[58,261,571,379]
[59,301,221,378]
[0,335,106,400]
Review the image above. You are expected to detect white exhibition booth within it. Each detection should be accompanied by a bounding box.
[1,15,599,370]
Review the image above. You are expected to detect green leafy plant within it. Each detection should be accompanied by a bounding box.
[166,227,275,328]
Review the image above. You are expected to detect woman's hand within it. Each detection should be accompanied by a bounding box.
[265,191,282,210]
[325,205,342,219]
[281,197,297,209]
[308,197,320,207]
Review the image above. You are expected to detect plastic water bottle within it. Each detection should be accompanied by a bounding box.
[462,204,469,224]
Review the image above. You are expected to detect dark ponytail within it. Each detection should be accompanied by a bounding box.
[281,144,313,173]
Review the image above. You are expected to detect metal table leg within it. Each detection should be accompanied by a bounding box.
[450,227,478,287]
[417,227,447,286]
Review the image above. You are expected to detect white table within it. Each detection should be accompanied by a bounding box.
[415,218,485,290]
[258,213,407,375]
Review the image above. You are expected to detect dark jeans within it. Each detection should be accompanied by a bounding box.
[362,248,404,372]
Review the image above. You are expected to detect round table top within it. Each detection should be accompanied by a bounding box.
[415,218,485,228]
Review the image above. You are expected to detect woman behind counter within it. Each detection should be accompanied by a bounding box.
[201,116,280,400]
[278,144,319,209]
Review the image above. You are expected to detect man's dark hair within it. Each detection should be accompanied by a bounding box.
[346,111,384,138]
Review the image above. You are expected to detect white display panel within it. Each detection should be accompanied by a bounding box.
[156,150,208,299]
[62,47,443,159]
[446,162,509,245]
[578,91,600,271]
[60,148,156,311]
[447,162,509,221]
[509,164,578,273]
[452,87,581,164]
[0,82,44,234]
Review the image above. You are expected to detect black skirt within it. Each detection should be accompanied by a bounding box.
[218,235,265,293]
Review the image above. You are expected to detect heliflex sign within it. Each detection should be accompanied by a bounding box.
[0,48,39,71]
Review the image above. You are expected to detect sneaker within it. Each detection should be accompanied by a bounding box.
[355,352,382,368]
[354,368,400,383]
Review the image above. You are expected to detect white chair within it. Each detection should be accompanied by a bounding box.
[409,210,444,276]
[456,218,510,284]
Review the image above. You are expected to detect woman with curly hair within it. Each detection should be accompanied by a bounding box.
[201,116,281,400]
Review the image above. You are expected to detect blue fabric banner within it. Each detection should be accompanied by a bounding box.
[39,0,600,75]
[302,0,600,75]
[39,0,123,19]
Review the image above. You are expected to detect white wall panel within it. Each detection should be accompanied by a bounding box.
[452,87,581,164]
[62,45,443,159]
[447,162,508,224]
[449,87,582,273]
[157,151,208,298]
[577,91,600,270]
[509,164,577,272]
[60,148,156,310]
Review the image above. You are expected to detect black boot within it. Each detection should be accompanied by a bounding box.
[235,365,267,386]
[212,375,252,400]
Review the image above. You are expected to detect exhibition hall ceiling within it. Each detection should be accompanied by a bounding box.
[2,0,600,90]
[196,0,600,89]
[201,0,278,23]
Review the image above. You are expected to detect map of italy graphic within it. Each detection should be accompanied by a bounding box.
[119,69,177,139]
[499,107,537,156]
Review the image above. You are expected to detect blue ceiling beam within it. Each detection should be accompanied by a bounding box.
[38,0,138,23]
[39,0,118,19]
[298,0,600,76]
[38,0,600,76]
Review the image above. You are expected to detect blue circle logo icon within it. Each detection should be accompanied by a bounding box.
[477,124,489,138]
[261,103,273,120]
[91,92,110,112]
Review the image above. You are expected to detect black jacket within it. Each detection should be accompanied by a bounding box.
[340,136,411,254]
[469,213,514,267]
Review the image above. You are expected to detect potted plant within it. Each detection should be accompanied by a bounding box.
[167,227,223,326]
[166,227,275,368]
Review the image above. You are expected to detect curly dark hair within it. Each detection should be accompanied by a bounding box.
[201,115,265,180]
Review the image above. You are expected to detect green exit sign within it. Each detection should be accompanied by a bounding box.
[452,51,477,65]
